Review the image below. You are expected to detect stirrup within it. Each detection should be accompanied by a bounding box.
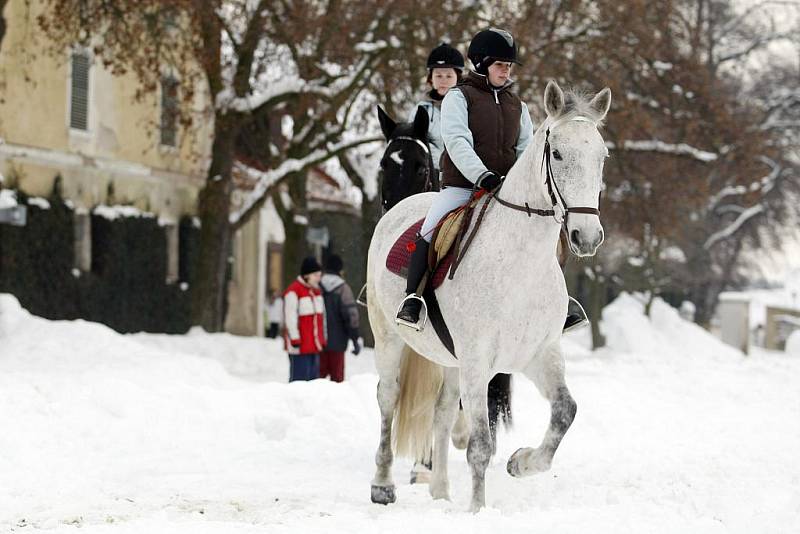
[564,296,589,333]
[356,284,368,308]
[395,294,428,332]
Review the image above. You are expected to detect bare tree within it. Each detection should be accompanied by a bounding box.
[38,0,402,330]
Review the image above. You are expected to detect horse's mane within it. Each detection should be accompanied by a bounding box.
[557,89,606,127]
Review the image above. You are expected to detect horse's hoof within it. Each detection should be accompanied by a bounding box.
[507,447,550,478]
[371,484,396,505]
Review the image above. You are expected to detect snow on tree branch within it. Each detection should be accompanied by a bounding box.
[704,203,765,250]
[708,157,782,211]
[608,140,718,162]
[215,78,329,113]
[229,136,380,226]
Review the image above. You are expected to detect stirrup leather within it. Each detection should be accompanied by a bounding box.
[356,283,368,308]
[395,294,429,332]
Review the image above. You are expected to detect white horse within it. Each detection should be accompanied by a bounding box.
[367,80,611,512]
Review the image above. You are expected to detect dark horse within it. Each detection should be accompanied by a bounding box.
[376,105,512,460]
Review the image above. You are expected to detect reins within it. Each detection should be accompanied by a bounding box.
[494,125,600,224]
[449,119,602,278]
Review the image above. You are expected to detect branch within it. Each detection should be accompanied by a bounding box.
[609,139,718,162]
[230,135,381,229]
[704,204,765,250]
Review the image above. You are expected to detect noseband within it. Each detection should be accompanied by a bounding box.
[494,117,601,225]
[385,136,435,193]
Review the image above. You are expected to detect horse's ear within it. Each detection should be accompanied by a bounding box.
[412,106,429,139]
[589,87,612,121]
[543,80,565,118]
[376,105,396,140]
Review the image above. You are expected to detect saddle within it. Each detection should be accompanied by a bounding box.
[385,203,474,289]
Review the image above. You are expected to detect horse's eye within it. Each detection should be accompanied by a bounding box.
[552,149,562,161]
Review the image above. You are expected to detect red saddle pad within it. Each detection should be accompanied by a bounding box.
[385,219,454,290]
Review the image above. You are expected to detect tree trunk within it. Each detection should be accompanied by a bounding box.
[191,114,238,331]
[588,272,607,350]
[278,172,311,289]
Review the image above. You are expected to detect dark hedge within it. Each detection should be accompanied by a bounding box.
[0,189,198,334]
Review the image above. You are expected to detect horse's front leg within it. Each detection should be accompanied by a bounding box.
[461,366,491,512]
[507,343,576,477]
[370,341,405,504]
[429,367,460,500]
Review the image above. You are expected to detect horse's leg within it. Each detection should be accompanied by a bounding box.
[507,343,577,477]
[429,367,460,500]
[370,337,406,504]
[461,366,492,512]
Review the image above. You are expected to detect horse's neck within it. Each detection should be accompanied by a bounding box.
[483,131,558,246]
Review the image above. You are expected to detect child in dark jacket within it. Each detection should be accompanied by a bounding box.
[319,254,360,382]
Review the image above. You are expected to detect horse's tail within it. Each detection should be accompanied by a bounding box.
[393,345,443,460]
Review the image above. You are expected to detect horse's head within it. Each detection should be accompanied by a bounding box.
[377,105,435,212]
[539,81,611,257]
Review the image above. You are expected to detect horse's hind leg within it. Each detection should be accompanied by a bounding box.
[507,343,577,477]
[371,336,406,504]
[461,366,492,512]
[429,367,460,500]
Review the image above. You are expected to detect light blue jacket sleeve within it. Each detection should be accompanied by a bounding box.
[409,101,444,170]
[440,89,487,183]
[516,102,534,158]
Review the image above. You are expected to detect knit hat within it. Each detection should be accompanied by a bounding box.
[426,42,465,71]
[467,28,520,74]
[324,254,344,273]
[300,256,322,275]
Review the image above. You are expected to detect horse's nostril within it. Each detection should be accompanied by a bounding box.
[570,229,580,246]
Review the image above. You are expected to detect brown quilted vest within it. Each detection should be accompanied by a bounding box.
[441,71,523,189]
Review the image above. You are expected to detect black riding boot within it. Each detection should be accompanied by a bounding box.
[396,240,430,326]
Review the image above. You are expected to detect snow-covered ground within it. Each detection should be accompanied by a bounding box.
[1,293,799,533]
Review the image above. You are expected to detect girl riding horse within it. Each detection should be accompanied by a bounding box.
[408,42,464,176]
[395,28,587,333]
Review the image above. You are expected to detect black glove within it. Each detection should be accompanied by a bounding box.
[476,171,503,191]
[351,338,361,356]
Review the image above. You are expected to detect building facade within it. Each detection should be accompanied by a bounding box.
[0,0,268,335]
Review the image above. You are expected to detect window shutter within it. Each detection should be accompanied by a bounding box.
[70,52,90,130]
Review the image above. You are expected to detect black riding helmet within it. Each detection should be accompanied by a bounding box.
[467,28,520,74]
[426,42,465,71]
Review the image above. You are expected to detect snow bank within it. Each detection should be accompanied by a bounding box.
[1,293,799,533]
[786,329,800,356]
[599,293,743,361]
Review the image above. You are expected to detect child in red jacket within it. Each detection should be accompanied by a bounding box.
[283,257,326,381]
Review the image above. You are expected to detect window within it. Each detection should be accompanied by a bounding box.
[160,76,179,147]
[74,211,91,272]
[69,51,90,131]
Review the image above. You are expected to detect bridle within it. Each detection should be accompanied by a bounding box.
[384,135,436,193]
[493,116,602,225]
